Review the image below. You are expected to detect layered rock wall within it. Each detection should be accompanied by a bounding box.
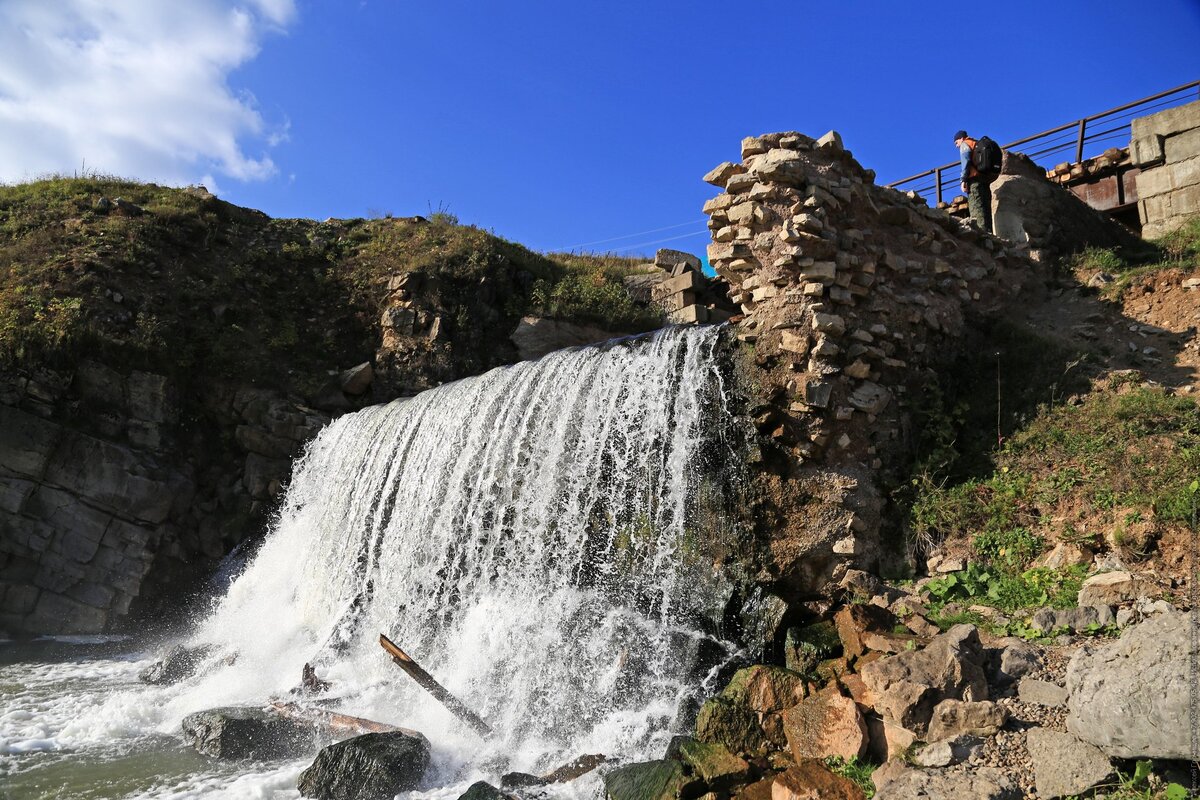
[702,131,1045,595]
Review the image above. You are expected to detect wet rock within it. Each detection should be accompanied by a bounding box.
[1066,611,1194,759]
[603,760,688,800]
[771,759,865,800]
[297,731,430,800]
[139,644,212,685]
[696,664,807,753]
[677,739,751,790]
[182,706,316,760]
[782,690,867,761]
[457,781,508,800]
[1026,729,1112,799]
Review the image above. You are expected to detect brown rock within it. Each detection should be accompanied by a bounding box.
[771,760,865,800]
[782,690,868,761]
[834,604,899,660]
[926,699,1007,741]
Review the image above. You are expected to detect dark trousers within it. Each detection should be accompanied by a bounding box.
[967,179,993,234]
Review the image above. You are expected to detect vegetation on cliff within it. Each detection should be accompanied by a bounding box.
[0,176,660,398]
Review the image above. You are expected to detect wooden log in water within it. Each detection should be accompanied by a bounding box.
[268,700,426,741]
[378,633,493,738]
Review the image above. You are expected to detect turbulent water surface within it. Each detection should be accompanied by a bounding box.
[1,326,747,799]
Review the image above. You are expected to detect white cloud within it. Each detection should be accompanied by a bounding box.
[0,0,295,188]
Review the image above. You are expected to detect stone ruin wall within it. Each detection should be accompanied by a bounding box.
[701,131,1046,599]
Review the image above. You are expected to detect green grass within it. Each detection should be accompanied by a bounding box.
[908,385,1200,561]
[1070,214,1200,300]
[0,176,663,399]
[823,756,875,798]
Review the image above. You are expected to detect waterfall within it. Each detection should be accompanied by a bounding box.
[187,325,746,783]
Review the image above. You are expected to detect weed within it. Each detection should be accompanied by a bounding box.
[822,756,875,798]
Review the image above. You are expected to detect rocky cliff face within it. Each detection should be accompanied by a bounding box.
[701,131,1047,600]
[0,181,661,635]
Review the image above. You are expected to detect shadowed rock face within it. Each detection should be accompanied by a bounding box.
[297,731,430,800]
[992,151,1143,260]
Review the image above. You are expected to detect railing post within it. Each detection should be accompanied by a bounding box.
[935,167,943,205]
[1075,118,1087,163]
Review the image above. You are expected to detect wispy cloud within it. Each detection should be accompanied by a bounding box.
[0,0,295,188]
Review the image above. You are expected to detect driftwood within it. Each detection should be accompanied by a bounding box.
[501,753,608,788]
[268,700,426,740]
[378,633,493,737]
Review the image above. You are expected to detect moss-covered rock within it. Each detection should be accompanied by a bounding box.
[678,738,752,789]
[603,760,689,800]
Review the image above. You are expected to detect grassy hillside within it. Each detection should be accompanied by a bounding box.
[0,176,662,398]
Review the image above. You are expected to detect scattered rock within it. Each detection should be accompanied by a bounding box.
[872,766,1019,800]
[182,706,316,760]
[988,638,1041,687]
[782,690,868,761]
[860,624,988,737]
[298,731,430,800]
[771,759,864,800]
[1076,571,1148,606]
[925,699,1007,741]
[1017,678,1068,707]
[913,734,984,767]
[603,760,688,800]
[678,739,751,790]
[1026,729,1112,799]
[1066,611,1194,759]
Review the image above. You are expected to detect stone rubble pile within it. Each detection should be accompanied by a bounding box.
[641,248,737,325]
[699,130,1043,591]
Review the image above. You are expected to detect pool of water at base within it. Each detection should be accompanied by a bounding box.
[0,638,577,800]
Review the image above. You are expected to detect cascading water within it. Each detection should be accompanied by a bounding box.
[0,325,751,799]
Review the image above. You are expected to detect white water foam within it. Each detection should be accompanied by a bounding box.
[1,325,746,798]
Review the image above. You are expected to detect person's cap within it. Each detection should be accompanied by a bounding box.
[953,130,968,141]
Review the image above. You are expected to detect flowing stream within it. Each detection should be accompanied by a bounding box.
[1,325,749,799]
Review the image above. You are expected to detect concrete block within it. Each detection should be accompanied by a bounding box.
[668,305,709,324]
[1130,134,1164,168]
[1134,166,1174,199]
[1165,128,1200,165]
[651,270,704,300]
[1135,99,1200,138]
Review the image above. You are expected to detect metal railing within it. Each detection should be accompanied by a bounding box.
[887,80,1200,205]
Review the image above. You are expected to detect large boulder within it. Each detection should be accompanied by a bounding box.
[991,151,1143,259]
[872,765,1019,800]
[859,624,988,738]
[781,690,867,761]
[1026,729,1112,799]
[771,760,865,800]
[1066,610,1194,759]
[297,731,430,800]
[677,739,751,790]
[181,706,316,760]
[603,760,689,800]
[139,644,212,685]
[696,665,807,754]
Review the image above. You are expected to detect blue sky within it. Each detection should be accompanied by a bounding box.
[2,0,1198,258]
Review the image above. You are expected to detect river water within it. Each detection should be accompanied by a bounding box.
[1,326,747,799]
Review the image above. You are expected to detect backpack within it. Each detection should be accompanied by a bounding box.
[972,136,1003,174]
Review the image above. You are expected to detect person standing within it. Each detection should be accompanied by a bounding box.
[954,130,993,234]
